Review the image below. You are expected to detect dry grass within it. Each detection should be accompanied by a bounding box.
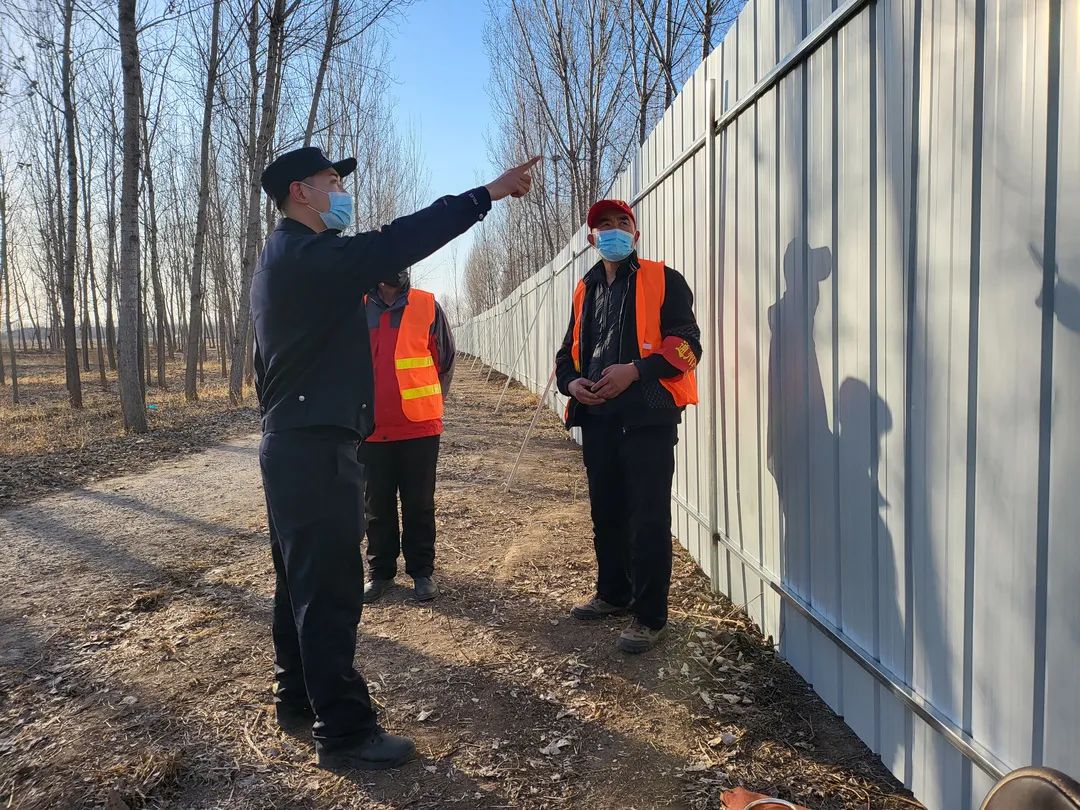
[0,350,258,509]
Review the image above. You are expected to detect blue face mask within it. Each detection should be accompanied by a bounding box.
[303,183,354,231]
[595,229,635,262]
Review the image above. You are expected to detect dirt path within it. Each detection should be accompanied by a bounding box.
[0,367,917,810]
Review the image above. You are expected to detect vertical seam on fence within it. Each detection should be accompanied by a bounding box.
[902,0,924,789]
[1032,0,1062,767]
[962,0,987,802]
[868,0,882,755]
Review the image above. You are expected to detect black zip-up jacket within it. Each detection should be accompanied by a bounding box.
[555,252,702,429]
[252,188,491,437]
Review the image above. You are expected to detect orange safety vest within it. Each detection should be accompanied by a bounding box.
[569,259,698,408]
[394,289,444,422]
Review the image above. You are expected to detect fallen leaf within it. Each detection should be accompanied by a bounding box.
[539,737,571,756]
[708,732,738,747]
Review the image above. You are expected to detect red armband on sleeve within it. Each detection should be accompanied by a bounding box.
[660,335,698,372]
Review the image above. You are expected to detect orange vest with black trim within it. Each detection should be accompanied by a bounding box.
[394,289,444,422]
[570,259,698,407]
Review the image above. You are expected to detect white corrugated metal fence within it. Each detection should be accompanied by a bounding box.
[457,1,1080,807]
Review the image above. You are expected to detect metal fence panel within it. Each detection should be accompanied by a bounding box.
[454,2,1077,806]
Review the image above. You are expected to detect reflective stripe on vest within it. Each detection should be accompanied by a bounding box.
[568,259,697,410]
[394,289,444,422]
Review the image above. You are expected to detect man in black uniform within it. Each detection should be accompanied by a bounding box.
[254,146,537,771]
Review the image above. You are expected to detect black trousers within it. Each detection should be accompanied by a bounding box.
[360,435,440,581]
[259,428,376,749]
[581,419,677,630]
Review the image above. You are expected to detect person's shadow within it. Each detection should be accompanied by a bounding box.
[1031,242,1080,334]
[766,238,903,763]
[766,239,833,614]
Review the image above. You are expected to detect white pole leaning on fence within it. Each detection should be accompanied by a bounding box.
[495,279,552,412]
[504,367,558,492]
[486,302,517,383]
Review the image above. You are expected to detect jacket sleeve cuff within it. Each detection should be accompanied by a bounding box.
[634,355,672,382]
[465,186,492,220]
[556,370,580,397]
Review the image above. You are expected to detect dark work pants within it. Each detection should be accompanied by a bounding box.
[360,435,440,581]
[259,428,376,749]
[581,419,677,630]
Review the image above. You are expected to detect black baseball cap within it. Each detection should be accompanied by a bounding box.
[260,146,357,205]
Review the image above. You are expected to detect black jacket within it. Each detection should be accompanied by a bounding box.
[252,188,491,437]
[555,252,702,428]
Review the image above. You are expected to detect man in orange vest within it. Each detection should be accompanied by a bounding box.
[361,269,453,604]
[555,199,701,654]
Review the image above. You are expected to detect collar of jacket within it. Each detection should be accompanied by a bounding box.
[368,282,412,312]
[584,251,640,286]
[276,217,342,236]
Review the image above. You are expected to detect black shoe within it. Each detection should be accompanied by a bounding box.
[364,578,394,604]
[275,702,314,734]
[316,727,417,771]
[413,576,439,602]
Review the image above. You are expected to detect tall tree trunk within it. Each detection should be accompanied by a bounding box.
[701,0,713,62]
[104,127,118,370]
[61,0,83,408]
[89,263,106,388]
[20,278,40,351]
[185,0,222,401]
[81,266,90,369]
[0,190,5,387]
[229,0,287,405]
[303,0,340,147]
[140,116,167,390]
[14,265,27,352]
[1,186,16,403]
[78,128,106,388]
[118,0,147,431]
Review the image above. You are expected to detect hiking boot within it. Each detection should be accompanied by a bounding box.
[412,576,439,602]
[275,702,314,735]
[616,619,668,654]
[364,578,394,604]
[316,727,416,771]
[570,595,630,621]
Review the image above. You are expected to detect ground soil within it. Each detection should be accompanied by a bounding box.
[0,357,922,809]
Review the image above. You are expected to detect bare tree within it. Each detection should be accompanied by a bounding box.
[59,0,83,407]
[117,0,147,431]
[303,0,341,147]
[184,0,223,401]
[480,0,737,297]
[464,216,503,315]
[76,111,107,388]
[228,0,290,405]
[0,157,16,403]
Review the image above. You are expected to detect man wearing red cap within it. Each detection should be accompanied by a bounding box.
[555,199,701,653]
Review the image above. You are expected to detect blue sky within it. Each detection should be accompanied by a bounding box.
[388,0,495,299]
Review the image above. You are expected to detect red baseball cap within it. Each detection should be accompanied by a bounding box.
[587,199,636,229]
